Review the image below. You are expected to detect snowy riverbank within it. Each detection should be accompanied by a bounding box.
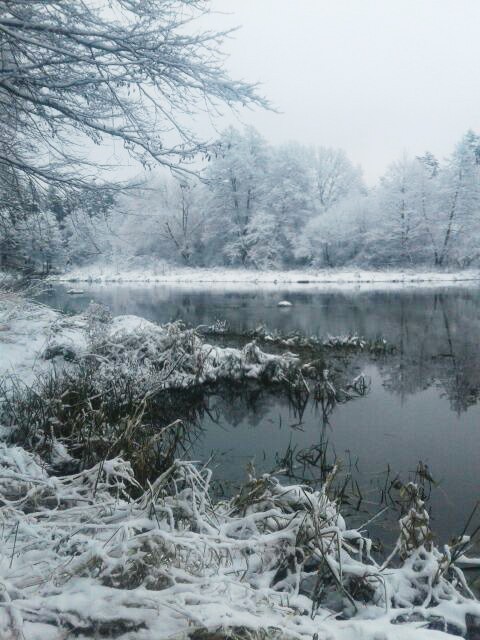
[0,295,303,392]
[51,265,480,288]
[2,448,479,640]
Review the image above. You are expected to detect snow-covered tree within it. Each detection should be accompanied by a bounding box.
[367,156,432,266]
[112,177,204,266]
[244,210,283,269]
[42,127,480,272]
[0,167,65,272]
[267,143,317,263]
[435,131,480,266]
[203,127,270,265]
[0,1,267,273]
[0,0,266,193]
[412,153,442,266]
[297,193,371,267]
[158,181,204,265]
[293,148,366,267]
[54,188,116,266]
[313,147,365,212]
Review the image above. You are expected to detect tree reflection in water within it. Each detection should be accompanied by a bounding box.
[42,284,480,546]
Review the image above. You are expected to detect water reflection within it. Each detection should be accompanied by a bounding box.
[41,284,480,544]
[371,292,480,413]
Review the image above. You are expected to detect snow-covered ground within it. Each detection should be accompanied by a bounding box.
[0,294,66,387]
[51,264,480,289]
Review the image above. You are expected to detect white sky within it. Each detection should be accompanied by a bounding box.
[204,0,480,183]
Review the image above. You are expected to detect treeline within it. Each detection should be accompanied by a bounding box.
[2,127,480,272]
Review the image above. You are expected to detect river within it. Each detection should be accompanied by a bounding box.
[41,282,480,548]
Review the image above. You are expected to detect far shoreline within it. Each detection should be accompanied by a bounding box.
[48,265,480,288]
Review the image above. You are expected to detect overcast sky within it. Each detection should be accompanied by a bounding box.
[204,0,480,183]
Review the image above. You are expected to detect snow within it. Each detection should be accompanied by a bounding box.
[0,451,477,640]
[457,555,480,569]
[109,313,158,335]
[51,265,480,290]
[0,294,59,387]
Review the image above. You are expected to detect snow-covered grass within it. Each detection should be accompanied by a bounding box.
[0,447,479,639]
[0,299,301,395]
[202,322,394,355]
[1,296,378,399]
[51,263,480,289]
[0,298,371,482]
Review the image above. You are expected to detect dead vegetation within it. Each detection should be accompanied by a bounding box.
[199,321,395,356]
[0,449,478,639]
[0,303,371,486]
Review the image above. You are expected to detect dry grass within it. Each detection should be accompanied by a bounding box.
[0,451,478,639]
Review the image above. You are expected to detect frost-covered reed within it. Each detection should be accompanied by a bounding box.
[0,448,478,639]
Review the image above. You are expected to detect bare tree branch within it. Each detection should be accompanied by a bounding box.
[0,0,268,193]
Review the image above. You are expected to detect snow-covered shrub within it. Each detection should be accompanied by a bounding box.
[84,300,113,345]
[0,452,478,639]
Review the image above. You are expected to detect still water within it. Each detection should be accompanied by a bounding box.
[43,283,480,546]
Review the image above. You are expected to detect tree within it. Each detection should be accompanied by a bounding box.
[435,131,480,267]
[267,143,317,263]
[113,176,204,266]
[0,0,266,191]
[0,164,64,272]
[292,147,366,267]
[414,152,441,266]
[297,193,371,267]
[158,180,203,265]
[203,127,270,265]
[375,156,428,266]
[244,210,283,269]
[59,189,116,266]
[313,147,364,212]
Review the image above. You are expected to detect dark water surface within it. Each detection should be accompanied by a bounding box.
[43,283,480,546]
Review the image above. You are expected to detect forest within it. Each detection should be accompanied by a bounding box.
[2,126,480,274]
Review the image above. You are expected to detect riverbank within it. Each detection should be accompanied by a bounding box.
[0,294,308,393]
[50,264,480,287]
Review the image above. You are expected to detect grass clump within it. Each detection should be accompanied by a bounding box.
[1,302,372,486]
